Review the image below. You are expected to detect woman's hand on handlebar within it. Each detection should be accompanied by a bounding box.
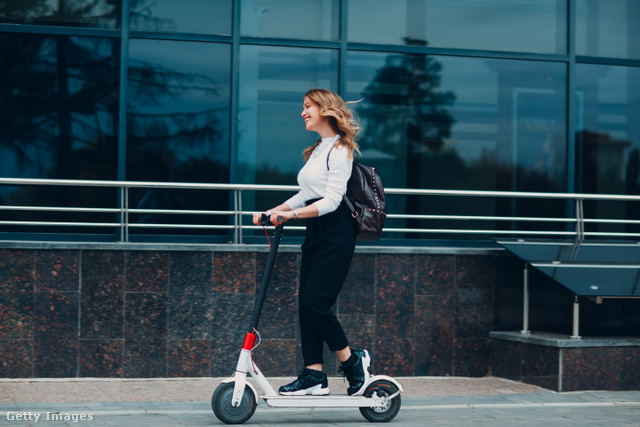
[269,210,294,226]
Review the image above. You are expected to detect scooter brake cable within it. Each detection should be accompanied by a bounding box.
[261,226,272,248]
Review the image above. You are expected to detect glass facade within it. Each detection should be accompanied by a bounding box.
[1,0,639,242]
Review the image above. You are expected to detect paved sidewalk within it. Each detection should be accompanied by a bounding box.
[1,377,639,426]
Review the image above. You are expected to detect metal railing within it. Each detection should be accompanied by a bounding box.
[2,177,640,243]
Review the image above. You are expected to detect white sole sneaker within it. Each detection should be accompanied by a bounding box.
[279,383,331,396]
[350,349,372,397]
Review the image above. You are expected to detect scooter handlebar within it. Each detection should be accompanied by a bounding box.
[259,214,285,226]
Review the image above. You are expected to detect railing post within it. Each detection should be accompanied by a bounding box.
[521,262,531,335]
[571,295,581,339]
[119,186,129,243]
[233,189,242,244]
[575,198,584,240]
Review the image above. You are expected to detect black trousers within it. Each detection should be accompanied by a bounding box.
[299,200,356,366]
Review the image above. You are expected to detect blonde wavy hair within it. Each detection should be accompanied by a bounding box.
[302,89,361,162]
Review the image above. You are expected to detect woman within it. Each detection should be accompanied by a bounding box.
[252,89,371,397]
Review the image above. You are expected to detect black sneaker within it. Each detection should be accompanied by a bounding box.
[340,349,372,396]
[279,368,330,396]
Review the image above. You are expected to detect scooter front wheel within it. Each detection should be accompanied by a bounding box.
[359,379,402,423]
[211,382,257,424]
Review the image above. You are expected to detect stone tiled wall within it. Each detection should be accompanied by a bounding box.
[0,248,505,379]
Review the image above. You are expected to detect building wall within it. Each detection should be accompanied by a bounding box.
[0,247,505,378]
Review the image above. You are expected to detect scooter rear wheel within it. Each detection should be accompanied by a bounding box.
[359,379,402,423]
[211,382,257,424]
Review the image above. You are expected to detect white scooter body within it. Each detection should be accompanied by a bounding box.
[222,346,403,409]
[211,220,403,424]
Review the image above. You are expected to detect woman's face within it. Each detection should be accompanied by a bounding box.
[301,96,327,133]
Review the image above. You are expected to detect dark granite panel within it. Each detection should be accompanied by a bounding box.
[126,251,169,293]
[562,347,640,392]
[125,292,168,341]
[213,252,255,294]
[124,338,166,377]
[491,339,522,380]
[80,251,125,339]
[35,250,79,292]
[0,291,34,339]
[454,338,491,377]
[414,295,454,376]
[341,254,376,315]
[0,340,33,378]
[210,293,255,377]
[169,251,212,340]
[416,255,455,296]
[338,313,375,355]
[375,338,414,377]
[455,288,494,339]
[255,252,298,339]
[79,340,123,377]
[522,342,559,378]
[34,291,79,377]
[0,249,35,292]
[251,339,297,377]
[167,339,211,377]
[455,255,495,289]
[376,255,415,340]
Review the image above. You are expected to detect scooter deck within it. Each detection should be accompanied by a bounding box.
[260,394,387,408]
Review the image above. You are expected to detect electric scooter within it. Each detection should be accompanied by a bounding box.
[211,214,403,424]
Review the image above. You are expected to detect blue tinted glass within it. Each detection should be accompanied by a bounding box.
[576,0,640,60]
[347,52,567,236]
[0,0,120,28]
[238,46,339,183]
[240,0,339,40]
[130,0,231,35]
[576,64,640,195]
[348,0,566,54]
[126,39,231,233]
[0,33,119,180]
[127,39,231,183]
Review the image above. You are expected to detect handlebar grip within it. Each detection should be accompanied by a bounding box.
[276,216,285,223]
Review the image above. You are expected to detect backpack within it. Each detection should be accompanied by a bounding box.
[327,148,387,241]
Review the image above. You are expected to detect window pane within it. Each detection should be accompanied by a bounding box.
[127,39,231,234]
[347,52,567,237]
[131,0,231,35]
[238,46,338,229]
[576,64,640,234]
[0,0,121,28]
[0,33,120,234]
[241,0,339,40]
[348,0,566,54]
[576,0,640,60]
[0,34,119,180]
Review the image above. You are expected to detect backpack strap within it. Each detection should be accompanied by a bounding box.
[327,146,359,218]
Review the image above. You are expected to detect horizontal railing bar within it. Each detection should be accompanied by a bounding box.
[0,206,122,213]
[387,214,576,222]
[0,221,119,227]
[382,228,576,235]
[0,178,299,192]
[128,224,234,229]
[4,177,640,202]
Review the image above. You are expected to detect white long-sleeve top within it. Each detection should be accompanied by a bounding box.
[284,134,353,216]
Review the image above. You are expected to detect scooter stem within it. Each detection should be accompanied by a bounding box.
[248,223,284,333]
